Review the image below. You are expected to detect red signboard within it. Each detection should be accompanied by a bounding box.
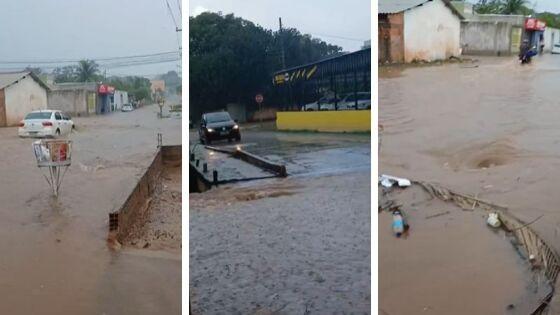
[98,84,115,94]
[525,18,546,31]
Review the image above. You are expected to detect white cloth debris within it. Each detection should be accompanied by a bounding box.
[487,212,501,228]
[379,174,411,188]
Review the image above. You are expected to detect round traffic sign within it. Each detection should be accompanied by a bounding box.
[255,94,264,104]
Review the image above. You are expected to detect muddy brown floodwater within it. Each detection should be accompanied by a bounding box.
[0,104,180,314]
[380,55,560,314]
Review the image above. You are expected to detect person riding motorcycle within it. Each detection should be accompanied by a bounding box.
[519,39,533,64]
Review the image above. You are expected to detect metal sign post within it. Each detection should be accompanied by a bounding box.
[158,99,164,118]
[255,94,264,126]
[32,139,72,197]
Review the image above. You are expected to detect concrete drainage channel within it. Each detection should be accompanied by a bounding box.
[108,144,181,246]
[189,145,287,193]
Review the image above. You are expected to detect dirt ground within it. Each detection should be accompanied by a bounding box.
[379,55,560,314]
[123,161,182,253]
[190,131,371,314]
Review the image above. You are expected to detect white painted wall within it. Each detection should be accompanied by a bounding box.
[113,90,129,110]
[4,75,47,126]
[544,27,560,53]
[404,0,462,62]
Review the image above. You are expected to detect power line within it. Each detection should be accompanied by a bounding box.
[306,32,367,42]
[0,51,180,65]
[164,0,179,29]
[0,57,180,72]
[176,0,182,17]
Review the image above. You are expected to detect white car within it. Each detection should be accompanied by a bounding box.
[18,110,74,138]
[121,104,133,112]
[338,92,371,110]
[552,44,560,54]
[301,96,341,111]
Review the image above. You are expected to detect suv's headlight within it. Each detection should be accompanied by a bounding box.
[233,125,239,129]
[207,128,214,132]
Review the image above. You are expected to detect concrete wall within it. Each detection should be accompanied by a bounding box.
[473,14,525,26]
[227,103,247,123]
[461,21,513,55]
[404,0,461,62]
[48,89,93,116]
[113,90,128,111]
[111,145,181,242]
[277,110,371,132]
[4,75,47,126]
[544,27,560,53]
[379,13,405,63]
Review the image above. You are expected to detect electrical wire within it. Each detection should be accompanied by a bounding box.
[0,51,180,65]
[176,0,182,17]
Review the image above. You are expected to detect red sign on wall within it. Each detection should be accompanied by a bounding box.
[525,18,546,31]
[98,84,115,94]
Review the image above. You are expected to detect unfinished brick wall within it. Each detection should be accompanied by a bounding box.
[379,13,404,63]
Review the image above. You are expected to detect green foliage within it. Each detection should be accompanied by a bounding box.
[53,65,78,83]
[474,0,560,28]
[501,0,528,14]
[189,12,342,118]
[24,66,42,75]
[474,0,531,15]
[76,60,100,82]
[107,75,152,101]
[52,60,101,83]
[158,70,181,89]
[536,12,560,29]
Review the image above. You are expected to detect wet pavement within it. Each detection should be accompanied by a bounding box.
[379,55,560,314]
[0,104,180,314]
[189,128,371,313]
[190,129,371,177]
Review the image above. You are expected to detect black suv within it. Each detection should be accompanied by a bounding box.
[199,111,241,144]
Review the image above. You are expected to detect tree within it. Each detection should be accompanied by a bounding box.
[76,59,99,82]
[106,75,152,101]
[158,70,181,89]
[53,65,78,83]
[501,0,528,14]
[24,66,42,76]
[474,0,532,15]
[189,12,342,118]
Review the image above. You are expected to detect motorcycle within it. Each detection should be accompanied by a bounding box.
[520,46,538,64]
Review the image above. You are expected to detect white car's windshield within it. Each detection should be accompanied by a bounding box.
[25,112,51,119]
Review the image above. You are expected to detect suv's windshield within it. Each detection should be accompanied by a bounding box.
[25,112,51,120]
[206,112,232,123]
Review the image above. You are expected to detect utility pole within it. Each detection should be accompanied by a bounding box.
[279,18,286,70]
[279,17,292,109]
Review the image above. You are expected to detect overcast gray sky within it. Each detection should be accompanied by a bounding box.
[0,0,182,77]
[525,1,560,12]
[189,0,371,52]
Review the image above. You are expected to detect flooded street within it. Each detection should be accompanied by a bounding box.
[189,130,371,313]
[0,104,180,314]
[380,55,560,314]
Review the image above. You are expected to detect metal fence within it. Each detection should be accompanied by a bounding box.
[272,48,371,111]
